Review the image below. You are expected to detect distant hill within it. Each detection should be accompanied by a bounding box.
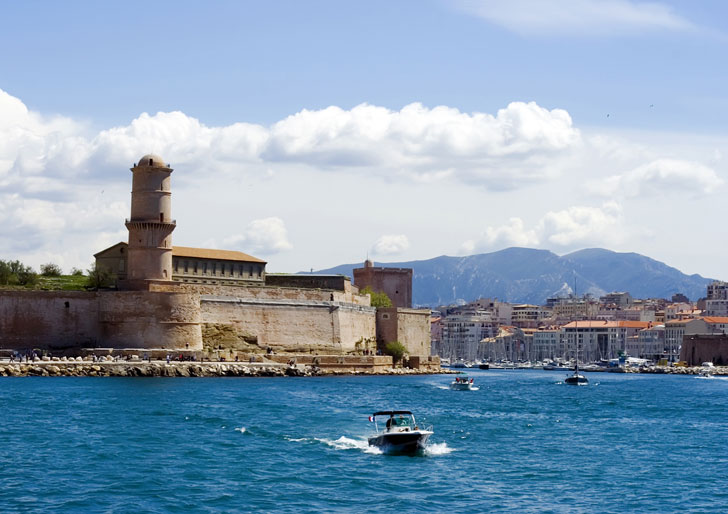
[314,247,714,306]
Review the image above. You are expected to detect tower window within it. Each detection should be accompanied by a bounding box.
[160,213,163,222]
[149,159,154,165]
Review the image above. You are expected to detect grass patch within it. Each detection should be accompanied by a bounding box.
[0,275,89,291]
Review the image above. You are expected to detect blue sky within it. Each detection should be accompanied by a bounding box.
[1,0,727,284]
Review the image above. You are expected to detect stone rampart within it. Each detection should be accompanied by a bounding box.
[0,291,100,349]
[199,295,376,354]
[0,290,202,351]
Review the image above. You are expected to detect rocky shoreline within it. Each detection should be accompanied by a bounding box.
[1,359,722,377]
[0,359,446,378]
[591,365,728,376]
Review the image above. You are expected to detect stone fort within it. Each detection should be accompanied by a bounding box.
[0,154,434,368]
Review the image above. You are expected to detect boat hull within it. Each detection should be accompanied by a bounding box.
[368,431,432,454]
[449,382,475,391]
[564,373,589,386]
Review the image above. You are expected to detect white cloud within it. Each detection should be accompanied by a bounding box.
[539,202,623,247]
[592,158,723,197]
[457,0,695,36]
[223,217,293,256]
[461,218,538,254]
[462,203,624,254]
[1,87,723,275]
[1,89,581,192]
[372,235,410,255]
[263,101,581,189]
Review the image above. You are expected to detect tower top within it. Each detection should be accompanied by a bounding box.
[134,154,170,169]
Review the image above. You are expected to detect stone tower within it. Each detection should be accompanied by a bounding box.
[353,259,413,309]
[125,154,176,284]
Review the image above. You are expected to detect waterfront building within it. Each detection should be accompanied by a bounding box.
[561,320,650,362]
[439,310,496,361]
[636,324,665,360]
[664,318,711,363]
[478,326,526,362]
[532,328,561,361]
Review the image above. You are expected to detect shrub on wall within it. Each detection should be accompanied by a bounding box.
[384,341,407,365]
[360,286,392,308]
[41,263,63,277]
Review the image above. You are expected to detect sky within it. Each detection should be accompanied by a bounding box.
[1,0,727,279]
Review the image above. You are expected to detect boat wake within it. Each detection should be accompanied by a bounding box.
[234,427,248,434]
[424,442,454,455]
[696,375,728,381]
[315,436,383,454]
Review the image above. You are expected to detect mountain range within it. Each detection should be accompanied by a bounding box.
[315,247,714,306]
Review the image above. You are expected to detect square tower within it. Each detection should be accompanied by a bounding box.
[353,259,412,309]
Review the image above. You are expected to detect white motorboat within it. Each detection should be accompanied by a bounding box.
[367,411,433,454]
[449,376,478,391]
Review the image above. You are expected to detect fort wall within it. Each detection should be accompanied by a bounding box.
[199,295,376,354]
[0,290,202,351]
[376,307,431,357]
[0,291,100,349]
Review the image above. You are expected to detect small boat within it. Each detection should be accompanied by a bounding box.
[543,361,572,371]
[478,362,490,370]
[449,376,477,390]
[565,358,588,386]
[564,370,589,385]
[368,410,433,454]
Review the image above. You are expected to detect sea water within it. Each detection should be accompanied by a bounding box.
[1,370,727,513]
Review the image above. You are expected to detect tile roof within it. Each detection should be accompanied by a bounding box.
[562,320,650,329]
[702,316,728,324]
[172,246,266,263]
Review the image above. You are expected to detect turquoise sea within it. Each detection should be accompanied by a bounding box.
[1,370,727,513]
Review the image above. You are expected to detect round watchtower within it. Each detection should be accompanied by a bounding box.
[125,154,176,282]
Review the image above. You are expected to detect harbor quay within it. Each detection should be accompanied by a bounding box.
[0,354,446,378]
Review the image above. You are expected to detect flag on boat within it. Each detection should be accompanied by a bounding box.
[368,416,374,422]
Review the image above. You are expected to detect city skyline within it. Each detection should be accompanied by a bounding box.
[1,1,727,279]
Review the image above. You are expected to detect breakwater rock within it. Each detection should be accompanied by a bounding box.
[0,360,442,378]
[616,366,728,376]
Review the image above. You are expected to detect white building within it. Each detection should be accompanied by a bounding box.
[532,329,561,361]
[439,310,497,361]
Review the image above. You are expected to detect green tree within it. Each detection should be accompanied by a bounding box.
[70,267,84,276]
[384,341,407,365]
[86,263,114,290]
[360,286,392,308]
[0,260,11,285]
[16,265,38,286]
[40,263,63,277]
